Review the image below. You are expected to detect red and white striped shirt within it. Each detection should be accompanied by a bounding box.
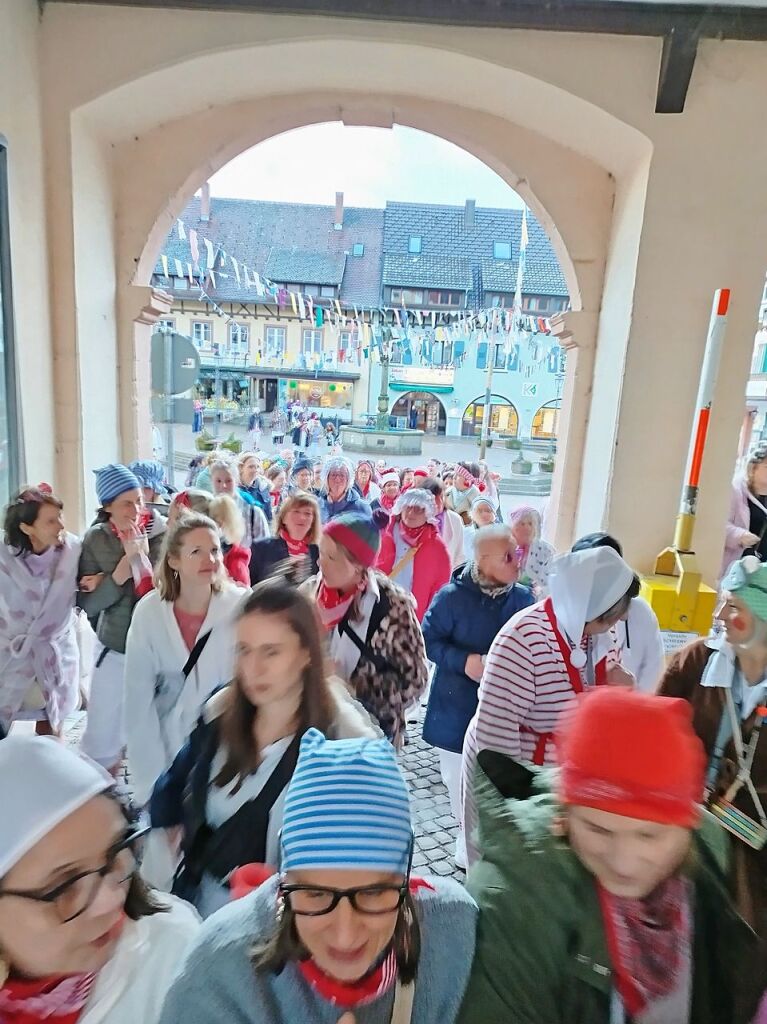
[461,600,619,865]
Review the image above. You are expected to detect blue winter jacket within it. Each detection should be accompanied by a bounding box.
[318,489,372,523]
[422,565,534,753]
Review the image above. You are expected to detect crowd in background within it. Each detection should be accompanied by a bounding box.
[1,435,767,1023]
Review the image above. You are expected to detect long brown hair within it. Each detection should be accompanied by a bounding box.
[214,577,335,792]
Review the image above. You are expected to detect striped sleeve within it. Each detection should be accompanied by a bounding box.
[473,621,537,760]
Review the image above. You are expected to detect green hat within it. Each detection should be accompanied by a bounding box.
[721,556,767,621]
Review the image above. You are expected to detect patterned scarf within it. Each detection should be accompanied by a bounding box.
[316,579,360,631]
[469,562,513,598]
[0,972,96,1023]
[598,875,691,1018]
[280,529,309,558]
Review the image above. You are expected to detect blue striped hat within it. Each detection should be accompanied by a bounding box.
[281,729,412,874]
[93,464,141,507]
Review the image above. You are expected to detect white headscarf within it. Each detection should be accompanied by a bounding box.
[0,735,113,878]
[392,487,438,524]
[548,547,634,668]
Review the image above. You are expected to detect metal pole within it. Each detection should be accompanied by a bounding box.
[672,287,730,552]
[164,332,175,487]
[213,347,221,440]
[478,332,494,460]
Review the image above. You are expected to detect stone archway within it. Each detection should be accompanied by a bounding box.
[41,18,650,549]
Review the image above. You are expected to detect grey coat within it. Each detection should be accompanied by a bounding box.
[77,516,165,654]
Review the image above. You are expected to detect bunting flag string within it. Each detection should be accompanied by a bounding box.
[158,214,559,340]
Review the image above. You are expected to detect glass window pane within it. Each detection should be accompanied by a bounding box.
[494,241,512,260]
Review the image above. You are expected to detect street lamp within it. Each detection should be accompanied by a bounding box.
[548,369,566,457]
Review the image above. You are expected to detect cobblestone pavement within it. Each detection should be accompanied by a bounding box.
[403,709,464,882]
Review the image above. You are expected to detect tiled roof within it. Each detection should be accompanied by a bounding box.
[154,196,384,307]
[382,254,472,291]
[383,202,568,300]
[264,249,346,285]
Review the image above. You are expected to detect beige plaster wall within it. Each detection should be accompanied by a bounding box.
[0,0,55,488]
[32,5,767,583]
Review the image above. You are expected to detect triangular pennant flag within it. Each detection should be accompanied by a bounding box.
[243,266,252,289]
[204,238,215,268]
[174,258,183,278]
[253,272,263,294]
[189,229,200,267]
[290,292,298,316]
[209,270,217,288]
[187,263,194,286]
[335,299,343,318]
[231,257,241,287]
[177,220,186,241]
[297,293,306,319]
[161,254,169,278]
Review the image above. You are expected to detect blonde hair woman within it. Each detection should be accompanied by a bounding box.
[123,513,243,888]
[249,491,321,585]
[169,489,250,586]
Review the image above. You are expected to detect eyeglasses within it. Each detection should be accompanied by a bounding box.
[0,826,149,923]
[280,882,408,917]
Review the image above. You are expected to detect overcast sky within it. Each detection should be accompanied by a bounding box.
[208,124,525,210]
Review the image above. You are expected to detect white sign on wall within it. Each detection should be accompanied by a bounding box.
[389,366,455,387]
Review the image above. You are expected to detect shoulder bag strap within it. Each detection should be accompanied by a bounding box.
[389,544,419,581]
[182,629,212,679]
[338,615,394,675]
[390,981,415,1024]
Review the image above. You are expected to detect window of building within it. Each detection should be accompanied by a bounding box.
[174,276,189,290]
[389,287,424,305]
[229,322,250,354]
[488,293,508,308]
[426,290,462,307]
[0,140,19,506]
[352,243,364,257]
[302,328,323,355]
[408,236,422,254]
[264,325,286,355]
[158,318,175,333]
[390,341,404,365]
[321,285,336,298]
[494,241,512,260]
[191,321,212,347]
[303,284,320,298]
[339,330,359,352]
[494,343,507,370]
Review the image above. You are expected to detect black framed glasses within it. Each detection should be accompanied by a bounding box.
[280,881,408,917]
[0,826,149,923]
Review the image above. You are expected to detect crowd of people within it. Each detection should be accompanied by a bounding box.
[1,436,767,1023]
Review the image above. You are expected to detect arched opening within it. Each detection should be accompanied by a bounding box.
[461,395,519,437]
[391,391,447,434]
[531,400,560,440]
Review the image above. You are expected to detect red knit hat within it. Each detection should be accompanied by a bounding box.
[413,467,429,481]
[324,510,389,568]
[558,688,705,828]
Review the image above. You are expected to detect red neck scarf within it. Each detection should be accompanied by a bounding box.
[108,507,152,540]
[398,522,433,548]
[316,578,360,631]
[270,490,282,509]
[296,878,434,1009]
[356,477,372,498]
[0,972,96,1024]
[280,528,309,558]
[598,875,690,1018]
[380,491,398,513]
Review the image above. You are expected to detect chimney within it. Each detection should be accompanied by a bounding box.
[464,198,476,230]
[200,182,211,223]
[334,191,344,231]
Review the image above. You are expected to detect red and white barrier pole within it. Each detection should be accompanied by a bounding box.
[674,288,730,550]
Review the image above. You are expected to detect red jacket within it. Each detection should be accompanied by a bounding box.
[223,543,251,587]
[376,524,451,621]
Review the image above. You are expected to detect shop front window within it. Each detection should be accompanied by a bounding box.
[292,379,353,412]
[0,140,19,506]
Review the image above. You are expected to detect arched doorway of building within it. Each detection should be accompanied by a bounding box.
[461,395,519,437]
[531,400,560,440]
[391,391,447,434]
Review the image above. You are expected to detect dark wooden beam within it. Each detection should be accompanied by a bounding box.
[656,23,701,113]
[42,0,767,41]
